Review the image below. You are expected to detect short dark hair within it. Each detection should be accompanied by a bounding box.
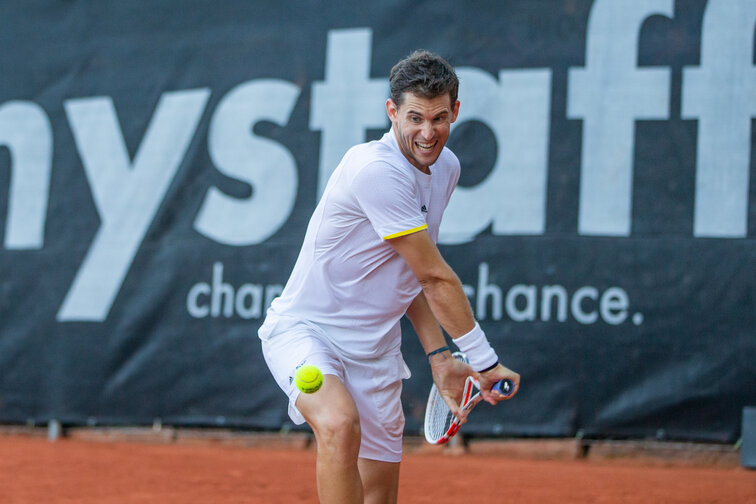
[389,50,459,108]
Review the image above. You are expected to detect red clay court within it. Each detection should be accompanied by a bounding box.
[1,433,753,503]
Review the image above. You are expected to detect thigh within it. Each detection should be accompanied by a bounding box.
[261,324,345,425]
[261,316,406,462]
[358,458,400,504]
[346,356,406,463]
[296,374,360,431]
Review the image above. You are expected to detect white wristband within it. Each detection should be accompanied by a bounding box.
[452,322,499,372]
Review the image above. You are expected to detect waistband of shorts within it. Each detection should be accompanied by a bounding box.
[260,312,405,367]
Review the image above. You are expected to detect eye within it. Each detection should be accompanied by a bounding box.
[410,116,421,123]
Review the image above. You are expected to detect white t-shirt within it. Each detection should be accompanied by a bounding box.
[264,129,460,360]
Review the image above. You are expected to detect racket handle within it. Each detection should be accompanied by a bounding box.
[492,379,514,397]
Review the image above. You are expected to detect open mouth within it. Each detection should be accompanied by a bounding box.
[415,140,437,153]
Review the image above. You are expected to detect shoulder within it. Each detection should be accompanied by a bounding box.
[350,138,403,165]
[345,141,413,184]
[439,146,460,169]
[436,146,461,181]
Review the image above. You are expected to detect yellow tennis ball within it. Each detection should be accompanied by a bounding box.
[295,364,323,394]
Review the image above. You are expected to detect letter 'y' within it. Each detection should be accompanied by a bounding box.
[58,89,210,321]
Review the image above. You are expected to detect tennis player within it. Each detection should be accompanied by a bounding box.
[259,50,520,504]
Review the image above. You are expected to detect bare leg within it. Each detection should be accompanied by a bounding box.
[359,458,400,504]
[297,375,363,504]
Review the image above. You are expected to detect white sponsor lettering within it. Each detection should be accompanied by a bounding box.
[57,89,211,321]
[439,67,552,244]
[568,0,673,236]
[311,28,388,197]
[682,0,756,237]
[0,101,52,249]
[186,262,282,320]
[463,263,637,325]
[194,79,300,245]
[0,13,752,322]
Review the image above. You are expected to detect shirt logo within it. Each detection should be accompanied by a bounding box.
[421,205,428,213]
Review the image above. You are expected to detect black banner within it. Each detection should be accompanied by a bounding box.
[1,0,754,443]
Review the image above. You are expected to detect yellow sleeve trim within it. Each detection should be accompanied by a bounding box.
[383,224,428,240]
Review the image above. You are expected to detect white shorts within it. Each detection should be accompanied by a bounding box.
[259,314,411,463]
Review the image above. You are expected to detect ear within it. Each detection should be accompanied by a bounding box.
[386,98,399,122]
[450,100,460,123]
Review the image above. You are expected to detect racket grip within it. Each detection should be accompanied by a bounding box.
[492,379,514,397]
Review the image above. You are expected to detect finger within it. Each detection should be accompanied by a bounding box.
[507,377,521,397]
[480,388,499,406]
[442,395,467,423]
[481,384,509,405]
[482,379,519,405]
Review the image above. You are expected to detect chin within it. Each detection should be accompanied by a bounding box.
[421,153,441,165]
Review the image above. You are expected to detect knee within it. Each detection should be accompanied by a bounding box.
[313,412,361,459]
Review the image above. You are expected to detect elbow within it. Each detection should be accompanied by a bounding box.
[417,269,458,292]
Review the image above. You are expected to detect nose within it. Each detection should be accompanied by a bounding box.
[421,122,433,140]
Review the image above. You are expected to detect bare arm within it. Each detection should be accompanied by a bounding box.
[405,291,475,420]
[390,230,475,338]
[404,290,447,354]
[391,230,520,405]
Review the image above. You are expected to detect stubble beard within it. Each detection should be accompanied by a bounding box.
[395,124,437,172]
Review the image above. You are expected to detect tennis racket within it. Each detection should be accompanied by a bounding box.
[424,351,513,445]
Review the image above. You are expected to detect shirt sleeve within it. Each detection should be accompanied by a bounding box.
[350,161,427,240]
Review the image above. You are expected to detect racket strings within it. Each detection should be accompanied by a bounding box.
[424,351,477,444]
[424,376,478,443]
[425,386,456,442]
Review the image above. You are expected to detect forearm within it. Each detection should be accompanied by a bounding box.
[418,271,476,339]
[387,229,497,369]
[405,266,518,405]
[405,292,447,354]
[419,269,499,372]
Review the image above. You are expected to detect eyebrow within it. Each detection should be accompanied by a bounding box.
[406,109,449,118]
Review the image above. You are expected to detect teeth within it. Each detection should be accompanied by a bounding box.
[417,142,435,150]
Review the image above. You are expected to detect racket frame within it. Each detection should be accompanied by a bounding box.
[423,352,513,445]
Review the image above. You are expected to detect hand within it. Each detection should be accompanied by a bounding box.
[428,351,475,424]
[476,363,520,406]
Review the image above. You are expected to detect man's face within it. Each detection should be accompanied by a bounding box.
[386,92,460,173]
